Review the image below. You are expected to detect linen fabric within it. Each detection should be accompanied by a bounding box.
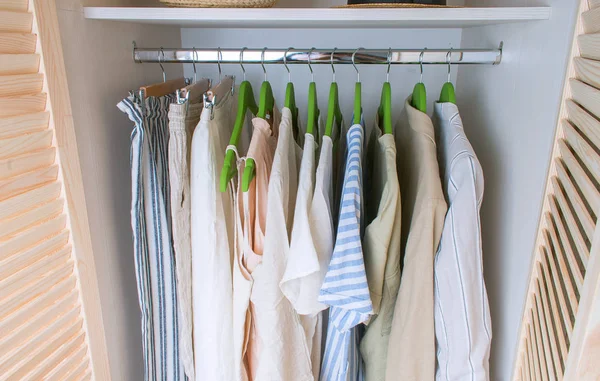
[386,98,448,381]
[360,126,402,381]
[318,121,373,381]
[433,102,492,381]
[118,94,186,381]
[190,89,249,381]
[250,107,314,381]
[233,110,281,380]
[168,101,202,381]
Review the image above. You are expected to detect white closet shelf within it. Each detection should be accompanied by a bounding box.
[83,7,551,28]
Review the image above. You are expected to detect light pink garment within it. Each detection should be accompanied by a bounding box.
[235,110,280,380]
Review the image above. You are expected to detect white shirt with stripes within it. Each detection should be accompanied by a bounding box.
[319,122,373,381]
[433,102,492,381]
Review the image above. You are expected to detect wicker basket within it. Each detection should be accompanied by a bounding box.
[160,0,277,7]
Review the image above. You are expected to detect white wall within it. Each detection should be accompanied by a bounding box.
[181,28,463,126]
[56,1,182,380]
[457,0,578,380]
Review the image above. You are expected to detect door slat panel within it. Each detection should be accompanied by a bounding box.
[0,111,49,139]
[570,79,600,118]
[0,129,53,160]
[0,73,43,97]
[0,198,63,242]
[0,214,67,260]
[534,280,558,381]
[0,93,46,118]
[0,10,32,33]
[0,53,39,75]
[537,261,565,377]
[0,0,28,12]
[45,344,88,381]
[576,36,600,62]
[583,6,600,34]
[0,146,55,181]
[0,181,60,220]
[0,164,58,202]
[0,33,35,54]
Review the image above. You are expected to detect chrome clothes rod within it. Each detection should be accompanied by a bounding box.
[133,43,503,66]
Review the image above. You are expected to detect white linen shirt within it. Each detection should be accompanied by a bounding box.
[250,107,314,381]
[433,102,492,381]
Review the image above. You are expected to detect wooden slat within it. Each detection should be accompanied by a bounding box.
[540,245,571,363]
[0,53,39,75]
[0,0,28,12]
[528,316,543,381]
[544,213,578,330]
[558,141,600,217]
[0,93,46,117]
[77,369,92,381]
[0,181,60,220]
[570,79,600,119]
[0,198,63,241]
[0,278,74,345]
[68,360,90,381]
[583,6,600,34]
[577,35,600,62]
[3,316,83,379]
[0,214,66,260]
[550,180,590,265]
[526,335,536,381]
[0,73,43,97]
[534,283,558,381]
[566,100,600,155]
[591,0,600,9]
[0,10,32,33]
[0,164,58,201]
[0,291,78,359]
[0,147,55,180]
[0,129,52,159]
[45,345,87,381]
[537,262,565,377]
[0,262,74,333]
[0,33,35,54]
[24,331,86,380]
[554,161,596,239]
[0,229,68,278]
[0,111,49,139]
[549,164,586,289]
[0,246,71,303]
[531,301,549,381]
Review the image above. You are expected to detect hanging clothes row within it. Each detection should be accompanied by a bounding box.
[118,46,493,381]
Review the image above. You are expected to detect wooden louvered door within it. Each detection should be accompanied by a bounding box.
[513,1,600,380]
[0,0,109,380]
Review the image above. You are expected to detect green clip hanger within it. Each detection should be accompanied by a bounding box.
[325,48,343,138]
[220,48,258,193]
[411,49,427,113]
[283,48,300,141]
[377,48,393,135]
[242,48,274,192]
[439,49,456,104]
[306,48,320,141]
[353,48,363,125]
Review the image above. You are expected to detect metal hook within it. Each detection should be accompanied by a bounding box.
[419,48,426,83]
[132,41,138,63]
[159,47,166,82]
[446,48,452,83]
[284,47,292,83]
[353,47,363,83]
[261,47,268,82]
[386,47,392,82]
[331,47,337,83]
[217,47,222,82]
[308,47,315,82]
[192,47,198,83]
[240,47,247,81]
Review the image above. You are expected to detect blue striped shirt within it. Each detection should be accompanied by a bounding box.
[319,122,373,381]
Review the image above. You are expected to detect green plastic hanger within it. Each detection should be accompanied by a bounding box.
[353,48,363,125]
[325,48,343,138]
[283,48,300,141]
[242,48,275,192]
[219,49,258,193]
[411,49,427,113]
[439,49,457,104]
[306,48,320,141]
[377,48,393,135]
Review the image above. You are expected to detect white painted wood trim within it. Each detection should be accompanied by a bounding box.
[83,6,551,28]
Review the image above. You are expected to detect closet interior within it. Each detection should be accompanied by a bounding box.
[17,0,587,380]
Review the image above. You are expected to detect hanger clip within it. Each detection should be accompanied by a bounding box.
[204,91,216,120]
